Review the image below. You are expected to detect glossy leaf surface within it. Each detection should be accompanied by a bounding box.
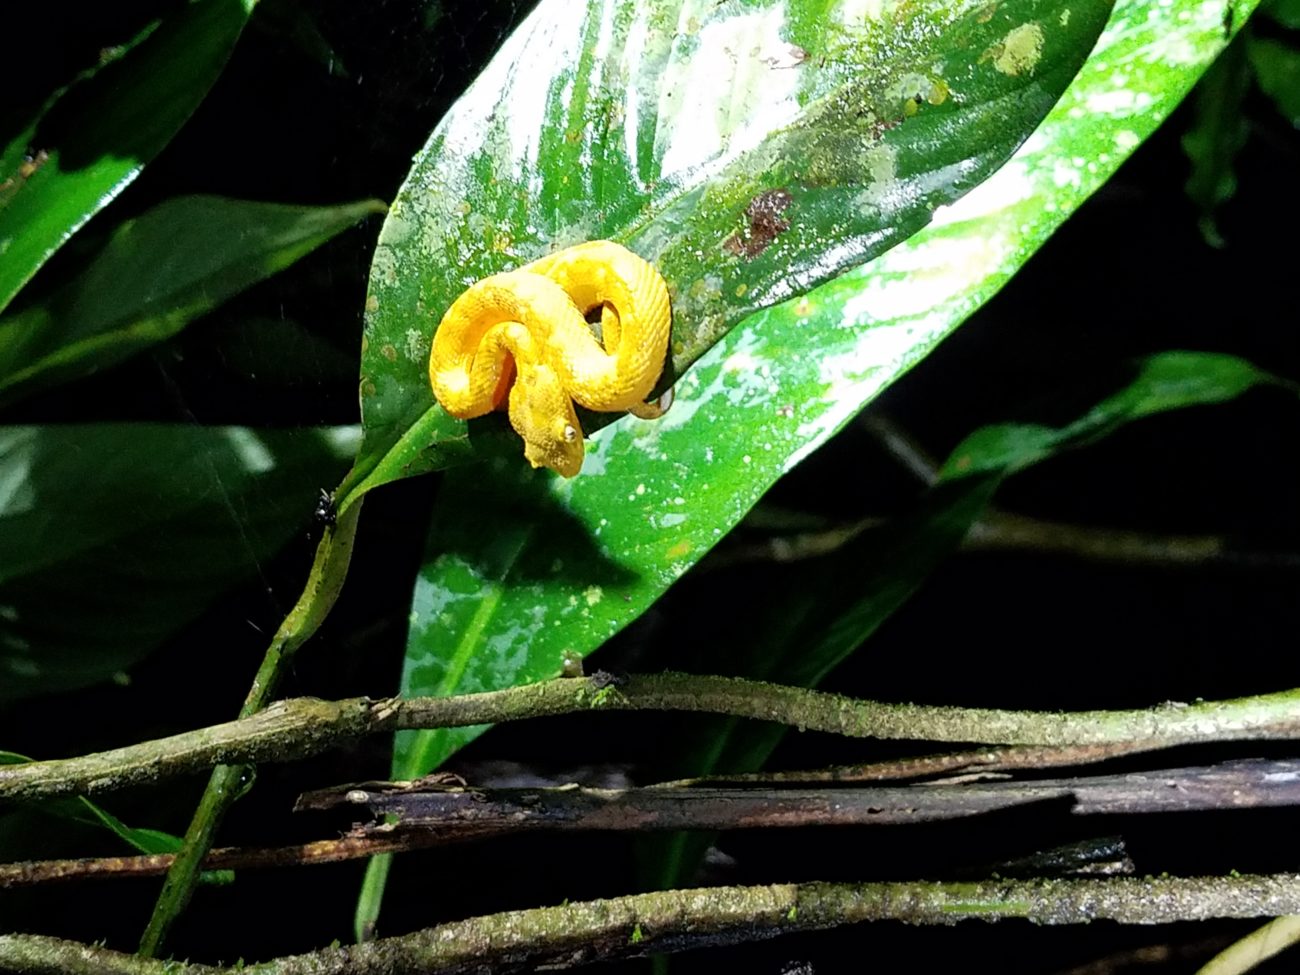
[0,0,254,314]
[348,0,1114,503]
[388,0,1254,783]
[0,424,357,700]
[0,195,384,408]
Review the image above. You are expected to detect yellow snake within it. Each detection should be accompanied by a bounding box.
[428,240,671,477]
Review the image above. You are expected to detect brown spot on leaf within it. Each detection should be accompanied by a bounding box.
[722,188,794,259]
[18,150,48,179]
[0,149,49,205]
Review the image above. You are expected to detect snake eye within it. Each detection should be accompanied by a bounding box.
[563,424,578,443]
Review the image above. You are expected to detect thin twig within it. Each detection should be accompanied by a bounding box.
[0,834,462,890]
[711,507,1289,570]
[657,739,1163,786]
[138,500,365,956]
[855,413,1297,568]
[5,674,1300,805]
[4,876,1300,974]
[860,413,941,485]
[969,510,1236,566]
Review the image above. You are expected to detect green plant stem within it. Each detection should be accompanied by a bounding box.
[5,875,1300,974]
[6,674,1300,806]
[137,499,363,957]
[1195,916,1300,975]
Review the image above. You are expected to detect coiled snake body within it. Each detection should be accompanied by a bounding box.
[428,241,671,477]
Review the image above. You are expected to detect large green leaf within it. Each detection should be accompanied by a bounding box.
[357,0,1244,928]
[344,0,1114,505]
[356,0,1112,935]
[0,424,358,700]
[0,196,385,408]
[388,0,1255,781]
[0,0,255,315]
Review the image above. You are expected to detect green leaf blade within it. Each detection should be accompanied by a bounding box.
[1263,0,1300,29]
[942,352,1282,478]
[0,0,256,314]
[0,424,357,700]
[0,751,182,858]
[0,195,385,407]
[351,0,1115,499]
[386,0,1261,779]
[358,0,1263,928]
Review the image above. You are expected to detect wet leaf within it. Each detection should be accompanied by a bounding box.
[387,0,1254,782]
[357,0,1258,927]
[0,424,358,700]
[346,0,1114,503]
[0,196,385,407]
[0,0,255,314]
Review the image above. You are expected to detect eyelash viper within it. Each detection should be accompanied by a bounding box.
[428,240,671,477]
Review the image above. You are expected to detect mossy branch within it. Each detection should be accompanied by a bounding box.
[4,875,1300,974]
[5,674,1300,805]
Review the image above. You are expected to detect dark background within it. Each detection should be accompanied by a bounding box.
[2,1,1298,972]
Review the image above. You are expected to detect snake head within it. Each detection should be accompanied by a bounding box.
[506,360,585,478]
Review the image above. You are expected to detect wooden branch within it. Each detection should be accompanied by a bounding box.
[9,758,1296,890]
[0,834,456,890]
[307,757,1300,835]
[4,875,1300,974]
[4,674,1300,805]
[661,740,1163,786]
[712,505,1300,571]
